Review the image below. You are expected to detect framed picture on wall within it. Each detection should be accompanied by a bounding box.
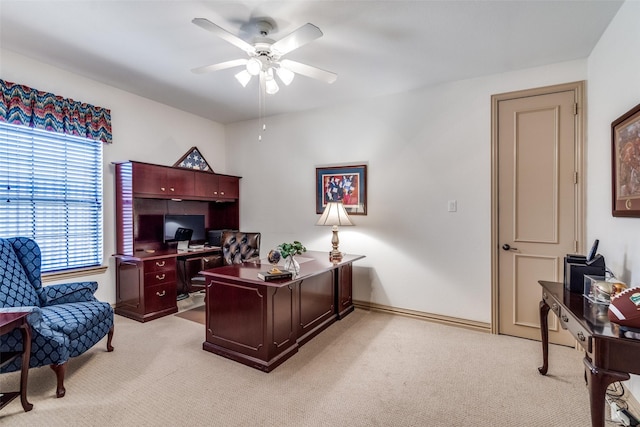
[612,103,640,217]
[316,164,367,215]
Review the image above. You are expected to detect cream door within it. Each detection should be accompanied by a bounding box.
[492,82,584,346]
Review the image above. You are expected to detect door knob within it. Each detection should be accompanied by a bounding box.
[502,244,518,251]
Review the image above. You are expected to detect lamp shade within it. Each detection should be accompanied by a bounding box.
[316,202,353,227]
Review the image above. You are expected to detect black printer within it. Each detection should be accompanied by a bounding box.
[564,239,606,293]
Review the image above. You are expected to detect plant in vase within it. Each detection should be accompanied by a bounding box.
[277,241,306,275]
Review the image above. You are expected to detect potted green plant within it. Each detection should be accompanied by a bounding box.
[278,241,306,275]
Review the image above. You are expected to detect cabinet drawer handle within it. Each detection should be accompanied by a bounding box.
[213,191,218,195]
[155,261,165,267]
[160,187,165,191]
[156,274,166,280]
[561,314,569,322]
[156,290,166,297]
[170,187,175,192]
[220,191,225,195]
[577,331,586,342]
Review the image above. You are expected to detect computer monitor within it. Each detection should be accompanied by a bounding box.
[163,214,205,243]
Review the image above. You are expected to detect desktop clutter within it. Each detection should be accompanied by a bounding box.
[564,239,640,339]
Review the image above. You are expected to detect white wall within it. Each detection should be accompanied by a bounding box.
[0,49,226,303]
[226,59,587,324]
[586,0,640,402]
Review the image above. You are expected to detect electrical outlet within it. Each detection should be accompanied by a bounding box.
[620,408,640,427]
[609,401,639,426]
[611,402,623,423]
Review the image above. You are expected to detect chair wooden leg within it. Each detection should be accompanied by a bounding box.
[50,363,66,398]
[106,326,114,352]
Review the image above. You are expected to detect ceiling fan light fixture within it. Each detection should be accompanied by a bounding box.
[276,66,295,86]
[246,57,262,75]
[234,70,252,87]
[265,75,279,94]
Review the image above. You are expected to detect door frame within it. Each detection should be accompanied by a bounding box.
[490,81,586,334]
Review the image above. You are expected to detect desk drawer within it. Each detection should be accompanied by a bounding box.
[558,307,592,352]
[144,258,176,273]
[145,283,177,313]
[144,269,176,287]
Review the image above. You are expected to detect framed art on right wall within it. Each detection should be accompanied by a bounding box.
[612,102,640,217]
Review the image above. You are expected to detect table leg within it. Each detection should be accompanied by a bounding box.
[538,299,550,375]
[583,358,629,427]
[18,323,33,412]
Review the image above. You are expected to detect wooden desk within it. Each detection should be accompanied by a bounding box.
[114,247,222,322]
[0,311,33,412]
[538,280,640,427]
[200,251,365,372]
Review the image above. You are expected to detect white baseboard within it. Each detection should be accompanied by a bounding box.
[352,300,491,333]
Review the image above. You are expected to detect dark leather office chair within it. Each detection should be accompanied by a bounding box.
[181,231,261,295]
[221,231,261,265]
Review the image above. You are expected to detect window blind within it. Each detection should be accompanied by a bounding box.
[0,122,103,273]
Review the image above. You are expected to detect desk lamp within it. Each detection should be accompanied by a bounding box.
[316,201,353,262]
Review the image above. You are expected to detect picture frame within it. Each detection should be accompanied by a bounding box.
[173,146,213,172]
[611,103,640,217]
[316,164,367,215]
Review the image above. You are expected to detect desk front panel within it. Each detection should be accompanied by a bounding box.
[205,278,298,369]
[206,279,268,354]
[298,271,336,344]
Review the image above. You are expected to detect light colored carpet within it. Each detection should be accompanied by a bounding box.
[0,304,618,426]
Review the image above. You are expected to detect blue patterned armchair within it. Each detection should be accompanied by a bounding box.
[0,237,114,398]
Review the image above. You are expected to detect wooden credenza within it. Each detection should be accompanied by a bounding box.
[199,251,365,372]
[112,160,241,321]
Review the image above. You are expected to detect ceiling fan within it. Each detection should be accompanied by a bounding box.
[191,17,337,94]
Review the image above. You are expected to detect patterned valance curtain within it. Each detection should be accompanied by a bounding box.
[0,79,112,144]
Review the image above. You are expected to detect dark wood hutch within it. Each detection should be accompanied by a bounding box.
[112,161,240,322]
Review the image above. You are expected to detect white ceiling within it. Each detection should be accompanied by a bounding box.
[0,0,623,124]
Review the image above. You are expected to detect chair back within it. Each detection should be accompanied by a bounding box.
[0,237,42,308]
[221,231,261,265]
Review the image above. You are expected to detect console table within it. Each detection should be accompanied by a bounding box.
[538,280,640,427]
[0,311,33,412]
[199,251,365,372]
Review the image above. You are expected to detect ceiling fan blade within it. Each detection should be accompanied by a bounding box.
[271,23,323,56]
[192,18,255,55]
[191,59,247,74]
[280,60,337,84]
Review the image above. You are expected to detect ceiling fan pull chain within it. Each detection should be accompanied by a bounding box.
[258,73,266,141]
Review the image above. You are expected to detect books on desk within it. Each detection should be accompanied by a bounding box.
[258,269,293,282]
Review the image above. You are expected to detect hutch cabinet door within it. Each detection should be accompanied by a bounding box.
[165,167,195,198]
[218,175,239,199]
[132,162,168,197]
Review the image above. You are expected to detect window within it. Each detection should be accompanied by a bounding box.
[0,122,103,273]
